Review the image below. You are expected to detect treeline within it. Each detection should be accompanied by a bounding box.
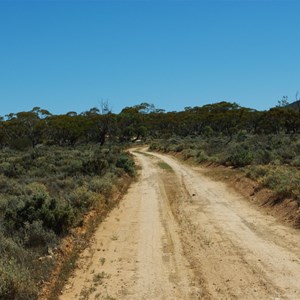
[1,101,300,150]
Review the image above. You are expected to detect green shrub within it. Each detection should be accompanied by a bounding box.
[25,182,48,197]
[149,142,159,150]
[181,149,197,160]
[4,193,74,235]
[0,258,38,300]
[89,174,117,197]
[203,125,214,137]
[262,167,300,199]
[195,150,208,163]
[82,155,109,175]
[245,165,268,180]
[173,144,184,152]
[254,149,277,165]
[68,185,99,212]
[227,147,253,167]
[0,176,24,196]
[116,154,135,176]
[291,156,300,166]
[9,137,32,151]
[22,220,57,248]
[0,232,29,265]
[245,165,300,200]
[0,162,23,177]
[0,144,135,299]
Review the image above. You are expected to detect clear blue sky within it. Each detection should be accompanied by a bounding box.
[0,0,300,115]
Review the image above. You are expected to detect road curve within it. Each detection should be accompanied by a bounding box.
[60,148,300,299]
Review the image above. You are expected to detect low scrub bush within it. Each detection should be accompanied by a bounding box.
[245,165,300,200]
[4,193,74,235]
[0,258,38,300]
[244,165,268,180]
[151,134,300,169]
[68,185,99,212]
[22,220,58,248]
[0,234,38,299]
[227,147,254,167]
[172,144,185,152]
[89,174,117,198]
[181,149,198,160]
[0,144,135,298]
[0,232,29,265]
[116,153,135,176]
[262,167,300,199]
[291,156,300,167]
[195,150,209,163]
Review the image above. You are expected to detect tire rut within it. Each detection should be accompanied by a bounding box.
[59,148,300,299]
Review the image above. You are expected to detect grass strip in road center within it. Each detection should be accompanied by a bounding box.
[157,161,174,172]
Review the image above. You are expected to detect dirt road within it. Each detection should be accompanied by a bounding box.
[60,148,300,299]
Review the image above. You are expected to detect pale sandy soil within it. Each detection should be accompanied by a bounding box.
[59,148,300,300]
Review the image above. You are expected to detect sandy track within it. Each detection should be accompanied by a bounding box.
[60,148,300,299]
[59,150,201,300]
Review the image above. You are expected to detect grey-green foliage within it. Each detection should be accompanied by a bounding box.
[0,258,38,300]
[150,133,300,167]
[227,146,254,167]
[0,144,136,299]
[0,233,38,299]
[4,192,74,236]
[116,154,135,176]
[245,165,300,200]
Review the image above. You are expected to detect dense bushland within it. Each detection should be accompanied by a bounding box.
[0,144,135,299]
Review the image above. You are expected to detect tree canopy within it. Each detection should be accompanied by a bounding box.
[0,101,299,149]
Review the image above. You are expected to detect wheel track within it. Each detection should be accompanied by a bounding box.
[59,148,300,299]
